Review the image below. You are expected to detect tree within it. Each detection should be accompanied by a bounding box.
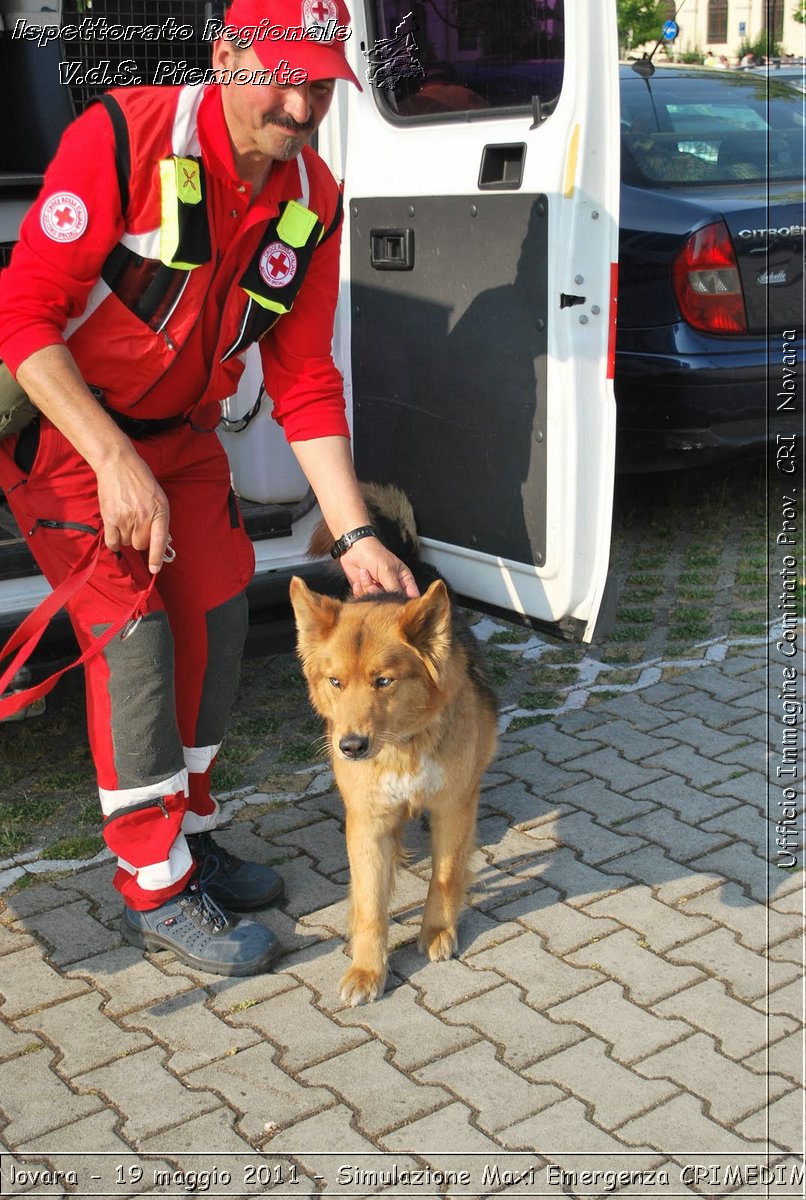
[617,0,669,54]
[794,1,805,24]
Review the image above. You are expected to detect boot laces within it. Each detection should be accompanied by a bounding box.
[191,831,243,877]
[179,883,230,933]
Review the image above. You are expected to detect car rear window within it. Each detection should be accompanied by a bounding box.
[366,0,565,122]
[621,73,805,185]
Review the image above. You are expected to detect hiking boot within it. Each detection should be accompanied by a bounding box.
[188,830,285,912]
[121,881,281,976]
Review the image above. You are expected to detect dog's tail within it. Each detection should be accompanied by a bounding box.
[307,482,420,565]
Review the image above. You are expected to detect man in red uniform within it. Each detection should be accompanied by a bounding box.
[0,0,417,975]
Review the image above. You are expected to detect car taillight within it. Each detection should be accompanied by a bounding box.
[672,220,747,334]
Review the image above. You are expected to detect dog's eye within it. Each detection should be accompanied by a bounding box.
[374,676,393,689]
[328,677,342,689]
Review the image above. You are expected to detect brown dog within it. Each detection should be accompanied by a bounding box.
[290,567,497,1006]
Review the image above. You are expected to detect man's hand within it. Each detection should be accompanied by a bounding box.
[341,537,419,598]
[15,346,172,574]
[96,453,171,574]
[289,435,418,597]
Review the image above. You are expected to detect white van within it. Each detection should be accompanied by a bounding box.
[0,0,619,648]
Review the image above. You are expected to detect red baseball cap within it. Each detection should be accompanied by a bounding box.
[223,0,363,90]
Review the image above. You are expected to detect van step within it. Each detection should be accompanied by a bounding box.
[0,501,35,580]
[239,501,294,539]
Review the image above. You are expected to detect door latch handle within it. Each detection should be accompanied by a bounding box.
[370,228,415,271]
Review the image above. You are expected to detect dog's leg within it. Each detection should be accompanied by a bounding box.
[340,809,397,1006]
[418,790,479,961]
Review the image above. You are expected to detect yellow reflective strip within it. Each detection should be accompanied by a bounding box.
[175,157,202,205]
[159,159,181,267]
[242,289,290,314]
[564,124,580,199]
[276,200,318,248]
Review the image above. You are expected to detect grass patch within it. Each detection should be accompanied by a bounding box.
[519,690,561,710]
[678,571,718,587]
[670,608,712,640]
[616,605,654,625]
[210,763,245,792]
[26,768,88,796]
[4,792,71,825]
[489,628,530,645]
[683,546,720,569]
[677,586,715,602]
[508,714,553,731]
[216,741,260,766]
[0,824,32,858]
[603,668,643,685]
[529,667,578,688]
[540,648,584,664]
[607,625,652,644]
[277,741,320,765]
[229,713,281,738]
[44,834,104,861]
[629,552,668,570]
[626,585,664,602]
[729,615,765,636]
[600,646,647,664]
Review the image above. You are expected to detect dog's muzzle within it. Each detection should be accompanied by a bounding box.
[339,733,370,760]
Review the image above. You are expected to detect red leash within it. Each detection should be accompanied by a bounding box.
[0,534,157,720]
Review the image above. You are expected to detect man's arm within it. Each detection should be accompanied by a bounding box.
[0,101,171,573]
[16,345,171,573]
[291,435,418,598]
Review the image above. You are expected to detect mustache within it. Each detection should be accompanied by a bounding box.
[264,113,315,134]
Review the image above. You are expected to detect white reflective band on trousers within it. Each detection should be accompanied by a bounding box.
[183,742,220,773]
[117,836,194,893]
[182,743,222,833]
[98,768,188,816]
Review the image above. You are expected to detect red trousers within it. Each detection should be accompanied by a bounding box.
[0,418,255,908]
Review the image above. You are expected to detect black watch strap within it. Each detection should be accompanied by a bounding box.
[330,525,377,559]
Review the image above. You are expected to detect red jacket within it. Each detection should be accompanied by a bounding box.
[0,84,349,441]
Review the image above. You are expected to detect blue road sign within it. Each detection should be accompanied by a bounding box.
[662,19,679,40]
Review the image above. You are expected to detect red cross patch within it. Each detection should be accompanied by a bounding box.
[40,192,88,243]
[259,242,298,289]
[302,0,338,32]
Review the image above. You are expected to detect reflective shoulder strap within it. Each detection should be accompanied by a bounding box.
[159,156,211,269]
[239,200,323,314]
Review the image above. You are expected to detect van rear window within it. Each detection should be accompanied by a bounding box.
[365,0,565,122]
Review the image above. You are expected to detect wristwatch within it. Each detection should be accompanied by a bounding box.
[330,525,377,559]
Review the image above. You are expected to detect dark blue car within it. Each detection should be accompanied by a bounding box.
[616,65,804,471]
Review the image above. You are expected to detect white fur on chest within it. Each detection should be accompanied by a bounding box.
[377,759,445,807]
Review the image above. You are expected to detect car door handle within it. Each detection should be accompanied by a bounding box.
[478,143,526,190]
[370,228,415,271]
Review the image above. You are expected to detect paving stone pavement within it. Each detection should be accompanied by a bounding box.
[0,639,804,1199]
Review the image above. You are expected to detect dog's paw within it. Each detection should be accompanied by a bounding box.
[418,926,458,962]
[340,966,386,1007]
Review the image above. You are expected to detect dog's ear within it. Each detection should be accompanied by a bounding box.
[398,579,452,684]
[289,577,341,648]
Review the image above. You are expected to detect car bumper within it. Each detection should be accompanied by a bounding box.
[615,336,804,472]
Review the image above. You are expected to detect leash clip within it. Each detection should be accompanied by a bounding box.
[120,615,142,641]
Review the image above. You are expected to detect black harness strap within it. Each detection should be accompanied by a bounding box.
[319,190,344,246]
[97,94,132,216]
